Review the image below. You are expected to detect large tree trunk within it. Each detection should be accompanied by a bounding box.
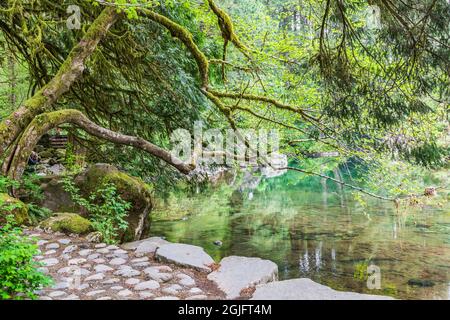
[8,109,194,181]
[0,7,119,168]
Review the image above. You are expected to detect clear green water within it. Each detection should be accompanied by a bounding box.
[150,172,450,300]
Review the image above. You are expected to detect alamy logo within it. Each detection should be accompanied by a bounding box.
[367,264,381,290]
[170,122,283,168]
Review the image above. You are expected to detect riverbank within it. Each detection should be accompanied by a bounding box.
[27,227,394,300]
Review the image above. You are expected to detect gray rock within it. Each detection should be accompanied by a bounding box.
[130,257,149,263]
[41,258,59,267]
[62,294,80,300]
[94,264,114,273]
[143,267,173,282]
[162,284,182,295]
[87,253,101,260]
[93,258,106,264]
[37,240,48,246]
[114,267,140,278]
[97,296,112,300]
[155,243,215,272]
[122,237,170,255]
[132,262,151,268]
[111,286,124,290]
[117,289,133,297]
[189,288,203,295]
[58,239,71,245]
[97,248,110,254]
[110,258,127,265]
[45,243,60,250]
[106,245,119,250]
[63,245,78,254]
[139,291,154,299]
[177,274,196,287]
[86,290,106,297]
[207,256,278,299]
[135,280,160,291]
[102,278,120,285]
[44,250,56,255]
[68,258,87,265]
[250,278,395,300]
[85,273,105,281]
[78,249,93,256]
[95,243,107,249]
[48,291,66,298]
[125,278,141,285]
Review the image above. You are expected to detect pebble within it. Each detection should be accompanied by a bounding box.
[97,297,112,300]
[46,243,60,250]
[93,258,106,264]
[125,278,141,285]
[102,278,120,285]
[58,239,71,245]
[41,258,59,267]
[95,243,107,249]
[106,245,119,250]
[189,295,208,300]
[135,280,160,291]
[37,240,49,246]
[110,258,127,265]
[48,291,66,298]
[114,268,140,278]
[94,264,114,273]
[139,291,154,299]
[189,288,203,294]
[68,258,87,265]
[117,289,133,297]
[78,249,93,256]
[97,248,109,254]
[44,250,56,255]
[131,257,149,263]
[111,286,124,290]
[86,290,106,297]
[177,274,196,287]
[63,245,78,254]
[87,253,101,260]
[85,273,105,281]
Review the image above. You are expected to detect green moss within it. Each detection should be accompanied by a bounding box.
[0,193,29,225]
[40,213,92,234]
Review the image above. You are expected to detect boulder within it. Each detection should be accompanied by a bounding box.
[40,213,92,234]
[250,278,395,300]
[0,193,29,225]
[207,256,278,299]
[38,164,153,242]
[74,164,153,242]
[121,237,170,254]
[155,243,215,273]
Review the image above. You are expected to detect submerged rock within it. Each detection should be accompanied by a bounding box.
[207,256,278,299]
[251,278,395,300]
[155,243,215,273]
[407,279,435,287]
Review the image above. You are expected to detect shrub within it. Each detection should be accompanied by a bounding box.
[0,215,52,300]
[62,176,130,244]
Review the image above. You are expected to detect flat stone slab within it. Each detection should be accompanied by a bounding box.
[121,237,170,255]
[155,243,215,273]
[207,256,278,299]
[251,278,395,300]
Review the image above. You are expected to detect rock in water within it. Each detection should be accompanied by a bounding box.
[207,256,278,299]
[155,243,215,273]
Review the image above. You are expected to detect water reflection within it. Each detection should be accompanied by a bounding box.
[150,170,450,300]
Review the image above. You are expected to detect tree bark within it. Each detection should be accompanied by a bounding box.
[0,7,119,164]
[7,49,16,108]
[8,109,194,181]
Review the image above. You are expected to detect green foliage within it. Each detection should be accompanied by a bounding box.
[62,176,131,244]
[0,215,52,300]
[0,174,51,224]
